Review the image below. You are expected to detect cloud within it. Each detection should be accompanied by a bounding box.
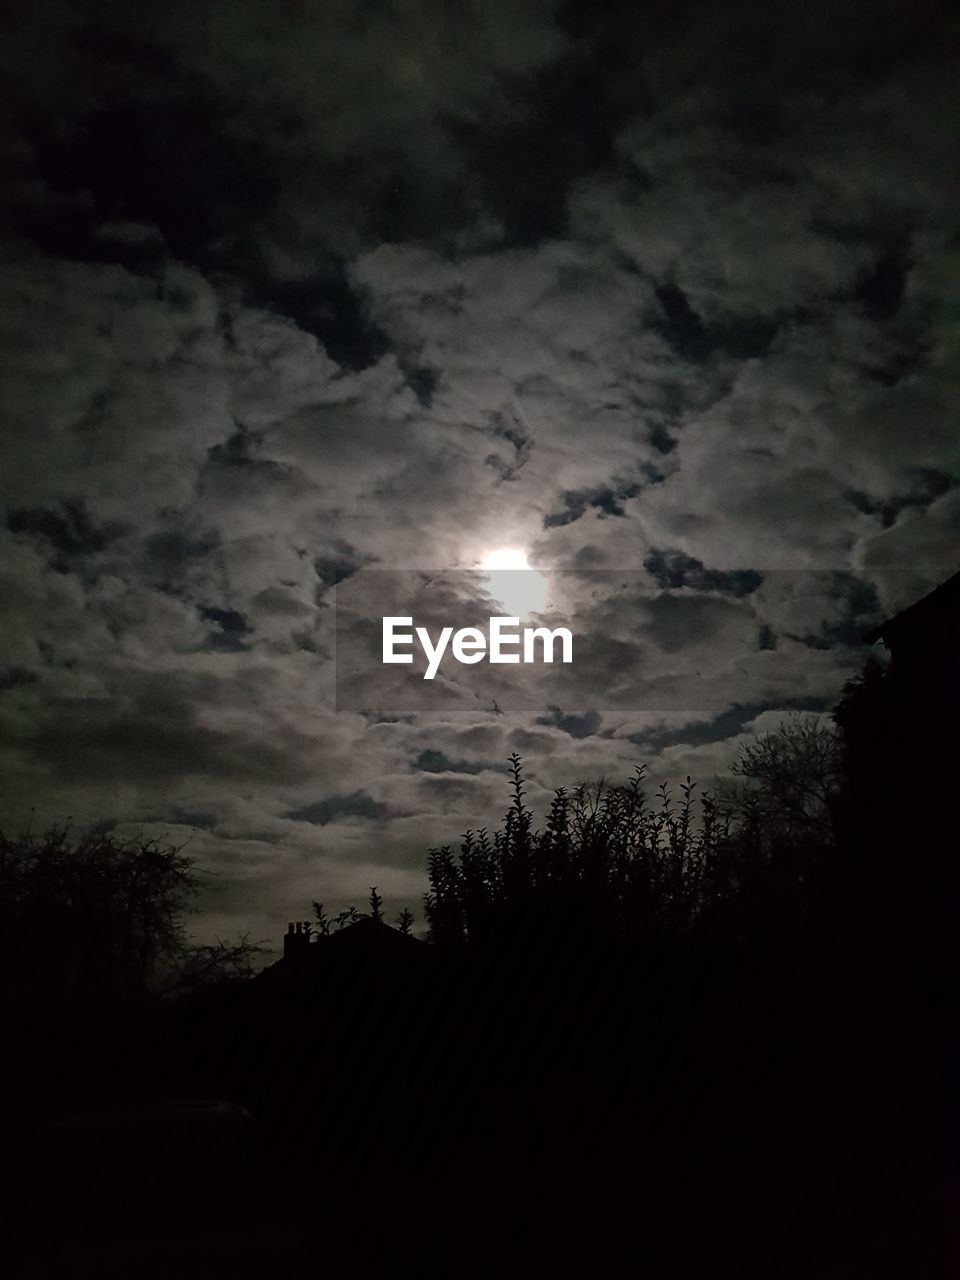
[535,708,603,740]
[285,791,389,826]
[644,551,762,597]
[412,749,491,776]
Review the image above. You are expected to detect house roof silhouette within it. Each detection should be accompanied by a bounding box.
[319,915,423,954]
[864,568,960,656]
[257,915,426,990]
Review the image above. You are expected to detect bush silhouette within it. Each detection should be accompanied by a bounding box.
[423,726,844,954]
[426,752,717,948]
[0,825,258,1001]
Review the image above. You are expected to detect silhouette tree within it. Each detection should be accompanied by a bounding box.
[720,714,841,844]
[159,934,261,996]
[368,885,384,922]
[0,825,257,1000]
[424,845,464,945]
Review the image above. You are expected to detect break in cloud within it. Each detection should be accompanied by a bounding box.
[1,0,958,946]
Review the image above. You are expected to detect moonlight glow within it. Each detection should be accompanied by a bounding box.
[481,548,549,618]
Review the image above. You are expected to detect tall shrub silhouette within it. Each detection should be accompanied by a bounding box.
[424,754,732,948]
[425,730,844,950]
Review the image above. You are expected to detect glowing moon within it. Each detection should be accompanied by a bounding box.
[481,547,549,618]
[482,548,531,572]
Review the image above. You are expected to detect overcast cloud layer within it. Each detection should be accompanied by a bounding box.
[1,0,958,945]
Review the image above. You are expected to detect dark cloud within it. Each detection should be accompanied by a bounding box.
[637,592,756,655]
[405,366,439,408]
[251,268,391,372]
[453,46,625,248]
[844,470,953,531]
[627,696,829,750]
[757,623,777,652]
[314,547,363,592]
[853,239,911,324]
[485,406,534,482]
[17,688,322,787]
[536,707,603,740]
[7,499,121,566]
[142,525,221,590]
[412,749,489,775]
[167,806,217,831]
[779,572,882,650]
[0,667,39,693]
[648,424,677,455]
[204,425,284,474]
[644,551,763,598]
[544,478,650,528]
[285,792,389,826]
[653,283,783,365]
[198,605,252,653]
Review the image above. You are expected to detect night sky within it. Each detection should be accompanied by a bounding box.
[1,0,958,947]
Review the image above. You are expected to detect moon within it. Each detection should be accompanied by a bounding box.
[481,547,549,618]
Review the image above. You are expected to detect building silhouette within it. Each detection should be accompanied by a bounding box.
[843,567,960,943]
[864,568,960,677]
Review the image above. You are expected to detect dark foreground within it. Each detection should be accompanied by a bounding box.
[4,922,956,1280]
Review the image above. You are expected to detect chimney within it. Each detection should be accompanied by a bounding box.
[283,921,311,960]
